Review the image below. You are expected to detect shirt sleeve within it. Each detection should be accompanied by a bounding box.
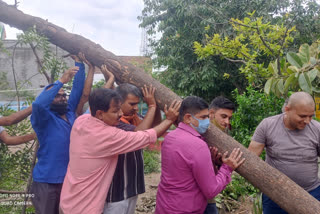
[67,62,86,112]
[31,80,64,126]
[191,146,233,199]
[89,127,157,157]
[251,119,268,144]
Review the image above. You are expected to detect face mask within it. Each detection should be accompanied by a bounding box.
[190,115,210,134]
[50,103,68,115]
[211,119,226,132]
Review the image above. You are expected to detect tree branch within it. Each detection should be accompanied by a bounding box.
[279,14,297,53]
[255,23,275,56]
[11,41,20,111]
[29,42,51,83]
[229,19,257,29]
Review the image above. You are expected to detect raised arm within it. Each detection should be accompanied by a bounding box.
[31,67,79,126]
[0,106,32,126]
[76,53,95,116]
[152,107,162,127]
[67,54,86,112]
[101,64,115,89]
[135,85,157,131]
[91,100,180,156]
[152,100,181,137]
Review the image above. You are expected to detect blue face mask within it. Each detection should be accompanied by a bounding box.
[190,115,210,134]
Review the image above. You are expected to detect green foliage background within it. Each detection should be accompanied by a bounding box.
[231,87,285,148]
[139,0,320,101]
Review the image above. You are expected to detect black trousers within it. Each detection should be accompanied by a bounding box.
[30,181,63,214]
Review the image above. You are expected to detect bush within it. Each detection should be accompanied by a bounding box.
[143,150,160,174]
[0,106,36,214]
[216,173,258,212]
[231,87,285,148]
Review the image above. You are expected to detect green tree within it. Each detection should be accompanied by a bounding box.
[194,13,296,87]
[194,14,320,97]
[139,0,320,100]
[264,42,320,97]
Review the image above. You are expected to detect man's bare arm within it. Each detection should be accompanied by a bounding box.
[135,85,157,131]
[152,107,162,127]
[0,106,32,126]
[248,140,265,156]
[76,52,95,116]
[0,130,36,145]
[152,100,181,137]
[101,65,115,89]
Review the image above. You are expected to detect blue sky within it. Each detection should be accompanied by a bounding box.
[3,0,145,56]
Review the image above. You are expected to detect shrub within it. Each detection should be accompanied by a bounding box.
[0,105,36,214]
[231,86,285,148]
[216,173,258,212]
[143,150,160,174]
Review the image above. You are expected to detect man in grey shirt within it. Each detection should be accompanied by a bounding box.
[248,92,320,214]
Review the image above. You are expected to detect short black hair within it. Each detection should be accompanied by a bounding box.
[89,88,122,116]
[179,96,208,122]
[115,83,142,101]
[209,96,235,111]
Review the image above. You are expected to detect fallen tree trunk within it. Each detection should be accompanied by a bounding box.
[0,1,319,213]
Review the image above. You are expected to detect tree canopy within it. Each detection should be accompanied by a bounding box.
[139,0,320,100]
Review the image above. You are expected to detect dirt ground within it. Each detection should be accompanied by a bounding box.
[136,172,160,214]
[135,172,254,214]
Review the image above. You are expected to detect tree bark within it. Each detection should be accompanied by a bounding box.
[0,1,319,213]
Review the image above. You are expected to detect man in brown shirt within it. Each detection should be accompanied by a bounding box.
[205,96,235,214]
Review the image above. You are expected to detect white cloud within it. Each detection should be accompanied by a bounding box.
[2,0,145,56]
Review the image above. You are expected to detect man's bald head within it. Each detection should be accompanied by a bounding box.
[284,92,315,130]
[287,92,315,109]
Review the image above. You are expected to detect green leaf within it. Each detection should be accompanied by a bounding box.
[277,79,284,95]
[310,57,317,65]
[264,78,273,95]
[287,52,303,68]
[308,69,318,82]
[268,61,278,76]
[284,73,296,92]
[299,44,310,63]
[298,73,312,94]
[272,79,280,97]
[268,62,275,75]
[287,66,299,74]
[312,87,320,94]
[280,57,287,74]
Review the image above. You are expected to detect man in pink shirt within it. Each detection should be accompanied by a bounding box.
[60,88,180,214]
[156,96,245,214]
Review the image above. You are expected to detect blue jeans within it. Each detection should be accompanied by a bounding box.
[203,203,219,214]
[262,185,320,214]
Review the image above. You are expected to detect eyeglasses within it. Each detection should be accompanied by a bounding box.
[55,93,67,99]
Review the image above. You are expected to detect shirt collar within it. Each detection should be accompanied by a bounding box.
[177,122,202,138]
